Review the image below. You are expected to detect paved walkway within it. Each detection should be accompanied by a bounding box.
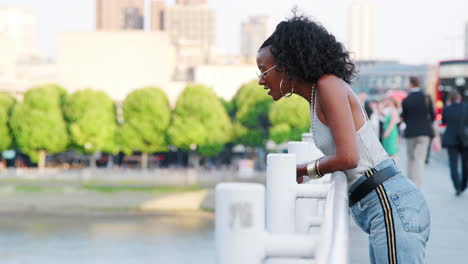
[349,140,468,263]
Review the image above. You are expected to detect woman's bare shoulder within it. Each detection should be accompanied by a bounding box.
[316,75,348,95]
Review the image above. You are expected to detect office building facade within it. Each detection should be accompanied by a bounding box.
[96,0,145,30]
[348,0,373,61]
[241,16,269,63]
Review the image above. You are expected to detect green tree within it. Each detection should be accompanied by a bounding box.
[118,87,171,169]
[10,85,69,167]
[168,84,232,160]
[231,80,272,147]
[64,89,118,167]
[219,97,235,118]
[269,94,310,144]
[0,93,15,152]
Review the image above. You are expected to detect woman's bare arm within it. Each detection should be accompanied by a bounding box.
[297,75,361,179]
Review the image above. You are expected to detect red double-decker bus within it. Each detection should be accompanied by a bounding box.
[435,60,468,121]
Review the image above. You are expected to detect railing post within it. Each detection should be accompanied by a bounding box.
[300,133,330,221]
[215,183,266,264]
[265,153,329,264]
[215,182,318,264]
[315,172,349,264]
[288,141,325,234]
[266,154,297,234]
[215,136,349,264]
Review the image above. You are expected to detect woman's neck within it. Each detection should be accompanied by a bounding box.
[294,80,315,103]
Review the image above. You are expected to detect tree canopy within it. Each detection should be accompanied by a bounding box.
[64,89,118,154]
[231,80,272,146]
[0,93,15,151]
[168,84,232,157]
[118,87,171,155]
[268,94,310,144]
[9,85,69,163]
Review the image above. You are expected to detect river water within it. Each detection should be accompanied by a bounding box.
[0,214,215,264]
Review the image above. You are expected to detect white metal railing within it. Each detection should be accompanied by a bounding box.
[215,133,349,264]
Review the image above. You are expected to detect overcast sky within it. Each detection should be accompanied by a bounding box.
[1,0,467,64]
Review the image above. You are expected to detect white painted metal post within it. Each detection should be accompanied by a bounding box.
[266,154,297,234]
[315,171,349,264]
[265,153,302,264]
[215,158,349,263]
[215,182,319,264]
[265,153,329,264]
[300,133,330,219]
[215,183,265,264]
[288,141,325,234]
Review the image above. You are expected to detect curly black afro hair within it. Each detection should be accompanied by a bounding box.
[260,13,357,84]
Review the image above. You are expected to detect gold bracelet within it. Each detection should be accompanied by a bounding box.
[306,159,319,179]
[316,158,323,178]
[306,159,324,179]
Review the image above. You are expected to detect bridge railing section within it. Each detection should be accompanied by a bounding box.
[215,133,349,264]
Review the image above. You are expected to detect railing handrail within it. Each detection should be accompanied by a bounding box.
[215,138,350,263]
[315,171,349,264]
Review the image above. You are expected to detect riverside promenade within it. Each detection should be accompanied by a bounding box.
[350,140,468,263]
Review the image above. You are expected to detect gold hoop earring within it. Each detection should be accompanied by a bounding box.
[280,79,294,98]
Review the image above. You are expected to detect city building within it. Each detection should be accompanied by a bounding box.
[348,0,373,61]
[163,3,215,56]
[352,61,429,95]
[0,35,16,83]
[162,2,216,80]
[0,8,40,60]
[0,8,53,96]
[241,16,269,63]
[150,0,165,31]
[96,0,145,30]
[57,31,175,101]
[192,64,258,100]
[96,0,217,79]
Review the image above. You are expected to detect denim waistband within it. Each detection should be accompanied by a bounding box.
[348,158,397,193]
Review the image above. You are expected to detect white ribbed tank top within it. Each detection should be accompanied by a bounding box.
[311,91,388,186]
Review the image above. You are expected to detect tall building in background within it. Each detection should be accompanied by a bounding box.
[0,8,38,60]
[57,32,174,101]
[163,2,215,54]
[348,0,373,61]
[96,0,145,30]
[151,0,165,31]
[0,8,55,96]
[162,1,216,80]
[465,21,468,58]
[95,0,216,81]
[241,16,269,63]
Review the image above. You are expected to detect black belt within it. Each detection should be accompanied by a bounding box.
[349,165,400,207]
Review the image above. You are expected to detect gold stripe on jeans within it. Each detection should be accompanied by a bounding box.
[365,169,398,264]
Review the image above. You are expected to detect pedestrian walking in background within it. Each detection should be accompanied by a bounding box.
[381,97,400,158]
[257,13,430,263]
[441,90,468,196]
[401,76,435,187]
[368,100,380,138]
[425,100,437,164]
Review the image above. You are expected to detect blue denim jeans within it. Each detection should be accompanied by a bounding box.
[350,158,431,264]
